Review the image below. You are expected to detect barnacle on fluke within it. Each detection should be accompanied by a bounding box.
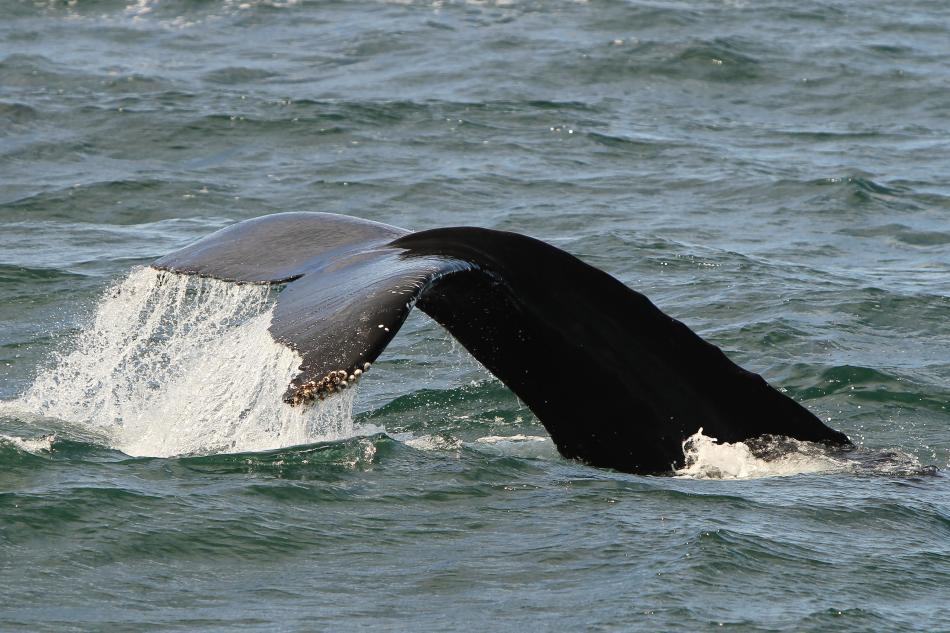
[290,363,372,405]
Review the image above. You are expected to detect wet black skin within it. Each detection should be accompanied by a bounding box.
[154,212,850,474]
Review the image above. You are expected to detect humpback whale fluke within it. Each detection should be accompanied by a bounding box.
[153,212,850,474]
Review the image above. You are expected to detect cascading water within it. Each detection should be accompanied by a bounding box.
[8,267,360,457]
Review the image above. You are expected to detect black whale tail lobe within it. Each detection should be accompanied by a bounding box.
[154,212,849,474]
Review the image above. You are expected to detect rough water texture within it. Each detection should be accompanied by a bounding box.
[1,0,949,631]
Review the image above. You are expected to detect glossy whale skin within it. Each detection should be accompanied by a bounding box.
[154,212,850,474]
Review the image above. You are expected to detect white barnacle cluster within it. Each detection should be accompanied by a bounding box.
[291,362,371,405]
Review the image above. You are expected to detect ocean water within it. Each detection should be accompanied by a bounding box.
[2,0,949,630]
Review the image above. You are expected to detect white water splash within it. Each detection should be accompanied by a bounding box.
[675,428,849,480]
[0,433,56,455]
[5,267,360,457]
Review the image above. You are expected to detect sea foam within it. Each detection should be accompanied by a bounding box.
[674,428,850,480]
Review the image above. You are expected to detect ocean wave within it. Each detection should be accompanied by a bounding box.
[0,101,39,127]
[0,264,86,284]
[175,433,388,476]
[0,432,55,455]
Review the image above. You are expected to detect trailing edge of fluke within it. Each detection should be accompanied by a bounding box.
[153,212,850,474]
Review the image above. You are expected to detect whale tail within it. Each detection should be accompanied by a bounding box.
[154,212,849,473]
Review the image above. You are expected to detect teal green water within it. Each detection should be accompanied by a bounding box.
[2,1,949,630]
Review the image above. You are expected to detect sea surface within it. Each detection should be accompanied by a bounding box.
[1,0,949,631]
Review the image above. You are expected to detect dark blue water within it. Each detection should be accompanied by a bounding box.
[2,1,949,630]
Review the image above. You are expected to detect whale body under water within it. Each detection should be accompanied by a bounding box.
[153,212,850,474]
